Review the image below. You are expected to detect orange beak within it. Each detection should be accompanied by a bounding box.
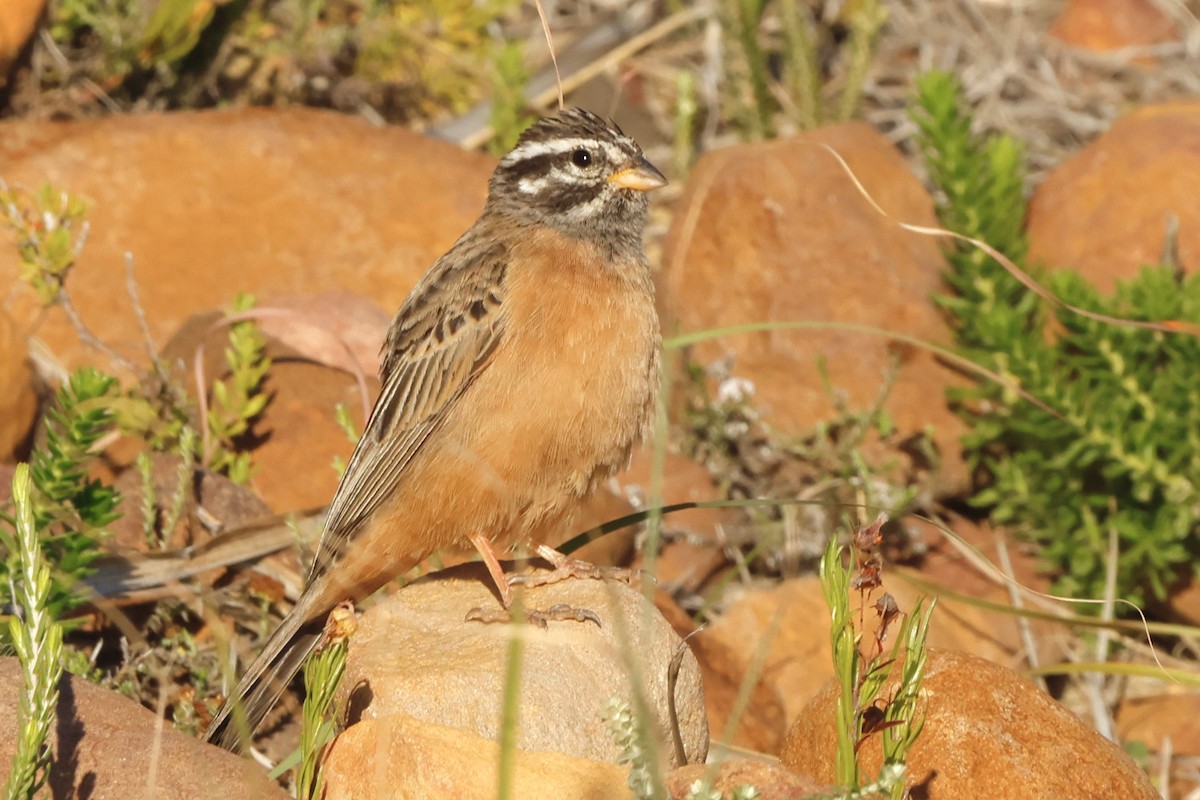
[608,157,668,192]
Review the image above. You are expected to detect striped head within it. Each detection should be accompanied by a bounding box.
[487,108,667,255]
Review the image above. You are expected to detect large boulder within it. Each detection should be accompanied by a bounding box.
[780,649,1157,799]
[660,123,968,495]
[0,657,288,799]
[1028,101,1200,291]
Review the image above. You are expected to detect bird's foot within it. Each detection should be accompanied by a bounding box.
[507,545,643,590]
[464,603,601,628]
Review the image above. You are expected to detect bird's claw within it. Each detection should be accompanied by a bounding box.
[465,603,602,628]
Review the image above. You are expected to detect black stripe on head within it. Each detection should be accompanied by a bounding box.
[485,107,654,254]
[532,180,606,216]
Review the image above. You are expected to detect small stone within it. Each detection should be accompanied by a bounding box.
[1050,0,1179,54]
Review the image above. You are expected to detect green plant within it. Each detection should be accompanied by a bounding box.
[295,605,352,800]
[206,293,272,484]
[0,369,122,617]
[914,70,1200,607]
[489,40,535,156]
[4,465,66,800]
[911,71,1038,354]
[719,0,886,137]
[32,0,516,124]
[0,182,91,304]
[678,357,931,579]
[820,515,933,798]
[354,0,518,118]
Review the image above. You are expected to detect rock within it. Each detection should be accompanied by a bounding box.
[322,714,633,800]
[1156,571,1200,627]
[698,555,1068,745]
[108,453,274,553]
[0,309,37,461]
[0,657,288,799]
[620,450,730,593]
[0,0,44,84]
[695,577,831,731]
[243,355,371,514]
[666,759,826,799]
[660,123,968,496]
[338,561,709,768]
[655,591,788,755]
[256,291,392,378]
[906,515,1068,670]
[779,649,1158,799]
[1116,693,1200,757]
[1028,101,1200,292]
[159,306,378,514]
[0,108,493,376]
[1049,0,1179,53]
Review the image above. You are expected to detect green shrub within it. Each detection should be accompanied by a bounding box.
[719,0,886,137]
[4,465,65,800]
[1,369,121,618]
[913,70,1200,607]
[205,293,272,484]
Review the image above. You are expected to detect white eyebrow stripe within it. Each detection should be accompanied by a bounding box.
[502,137,633,166]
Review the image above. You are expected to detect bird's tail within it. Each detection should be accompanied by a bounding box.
[204,606,324,752]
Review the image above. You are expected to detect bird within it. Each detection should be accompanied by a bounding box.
[204,107,667,752]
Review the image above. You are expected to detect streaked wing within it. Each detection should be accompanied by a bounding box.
[307,235,509,582]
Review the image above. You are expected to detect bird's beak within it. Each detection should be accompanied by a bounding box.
[608,157,668,192]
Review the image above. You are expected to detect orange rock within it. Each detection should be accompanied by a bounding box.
[1116,693,1200,757]
[655,590,788,755]
[246,356,372,513]
[904,515,1067,671]
[323,714,631,800]
[1028,101,1200,292]
[0,310,37,461]
[0,108,493,377]
[621,450,730,593]
[699,560,1068,744]
[697,578,831,731]
[0,0,45,84]
[1050,0,1179,53]
[660,123,968,496]
[255,291,392,379]
[0,657,289,799]
[159,306,380,514]
[780,649,1158,799]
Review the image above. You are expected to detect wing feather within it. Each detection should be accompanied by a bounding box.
[307,235,509,582]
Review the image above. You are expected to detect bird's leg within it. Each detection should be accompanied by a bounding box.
[468,531,515,608]
[464,535,602,627]
[507,544,643,590]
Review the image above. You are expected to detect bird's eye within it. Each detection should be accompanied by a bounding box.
[571,148,592,167]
